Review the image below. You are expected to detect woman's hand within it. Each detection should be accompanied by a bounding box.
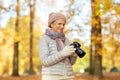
[61,45,76,57]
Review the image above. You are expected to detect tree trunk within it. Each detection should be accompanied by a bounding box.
[89,43,95,74]
[29,0,36,74]
[90,0,103,78]
[12,0,20,76]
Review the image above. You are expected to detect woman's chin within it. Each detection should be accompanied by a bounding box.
[58,30,63,33]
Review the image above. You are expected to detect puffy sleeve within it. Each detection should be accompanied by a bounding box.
[38,36,66,67]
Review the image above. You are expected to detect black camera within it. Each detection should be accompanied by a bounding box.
[70,41,86,58]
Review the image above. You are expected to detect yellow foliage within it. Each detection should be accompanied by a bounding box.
[92,0,113,17]
[14,36,21,42]
[0,62,4,75]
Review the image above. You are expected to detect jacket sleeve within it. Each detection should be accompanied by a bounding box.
[65,38,77,65]
[38,36,66,67]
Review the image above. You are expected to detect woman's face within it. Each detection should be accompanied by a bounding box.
[51,19,66,33]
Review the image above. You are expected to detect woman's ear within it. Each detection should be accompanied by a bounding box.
[50,23,54,28]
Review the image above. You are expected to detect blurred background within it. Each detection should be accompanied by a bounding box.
[0,0,120,78]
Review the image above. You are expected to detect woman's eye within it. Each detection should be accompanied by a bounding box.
[58,23,64,26]
[58,23,61,25]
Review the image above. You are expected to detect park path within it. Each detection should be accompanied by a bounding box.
[0,72,120,80]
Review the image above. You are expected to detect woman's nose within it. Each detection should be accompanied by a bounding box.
[60,25,64,29]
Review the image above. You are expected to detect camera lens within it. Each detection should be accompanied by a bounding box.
[70,42,86,58]
[75,47,86,58]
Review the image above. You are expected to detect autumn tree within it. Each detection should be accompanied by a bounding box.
[90,0,103,78]
[12,0,20,76]
[90,0,117,78]
[102,10,120,72]
[28,0,36,74]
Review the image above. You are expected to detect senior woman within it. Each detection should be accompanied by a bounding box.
[38,12,77,80]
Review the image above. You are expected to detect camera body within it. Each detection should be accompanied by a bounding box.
[70,41,86,58]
